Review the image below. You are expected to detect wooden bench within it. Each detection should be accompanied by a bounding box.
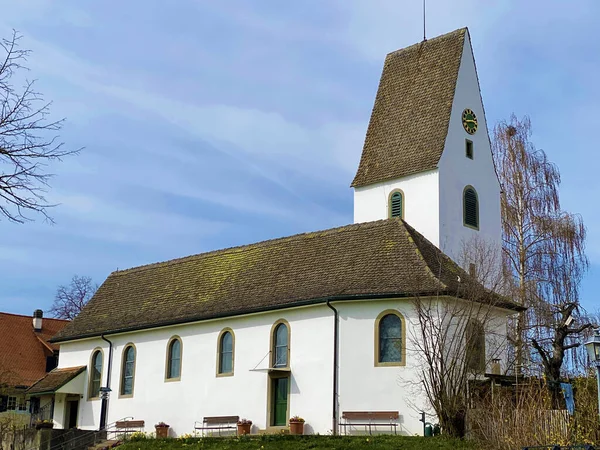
[115,420,145,437]
[339,411,399,435]
[194,416,239,436]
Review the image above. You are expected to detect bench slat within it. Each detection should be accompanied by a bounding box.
[202,416,239,425]
[342,411,399,420]
[116,420,145,428]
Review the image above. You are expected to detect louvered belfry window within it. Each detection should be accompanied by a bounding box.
[463,187,478,228]
[390,192,403,219]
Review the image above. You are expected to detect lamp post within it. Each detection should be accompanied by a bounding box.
[99,387,111,430]
[584,330,600,419]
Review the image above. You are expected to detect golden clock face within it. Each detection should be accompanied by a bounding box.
[462,108,478,135]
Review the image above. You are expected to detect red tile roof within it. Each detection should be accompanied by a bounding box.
[0,312,69,388]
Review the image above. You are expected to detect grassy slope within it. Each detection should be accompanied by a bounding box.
[119,435,478,450]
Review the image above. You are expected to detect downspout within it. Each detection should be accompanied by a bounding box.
[326,300,339,435]
[99,334,113,430]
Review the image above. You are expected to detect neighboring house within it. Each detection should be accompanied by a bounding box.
[45,28,519,436]
[0,310,69,424]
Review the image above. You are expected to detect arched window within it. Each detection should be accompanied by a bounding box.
[389,191,404,219]
[375,311,405,366]
[89,349,103,398]
[272,321,290,368]
[217,329,234,376]
[466,320,486,373]
[166,337,182,380]
[120,345,136,396]
[463,186,479,229]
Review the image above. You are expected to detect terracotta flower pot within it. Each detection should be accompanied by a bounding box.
[289,421,304,435]
[237,423,251,435]
[155,426,169,438]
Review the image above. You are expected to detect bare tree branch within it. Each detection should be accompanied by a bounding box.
[47,275,97,320]
[0,30,80,223]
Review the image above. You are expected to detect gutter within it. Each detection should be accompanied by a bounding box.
[326,300,339,435]
[51,290,524,344]
[50,292,429,343]
[99,334,113,430]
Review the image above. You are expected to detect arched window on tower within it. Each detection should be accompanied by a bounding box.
[389,191,404,219]
[463,186,479,229]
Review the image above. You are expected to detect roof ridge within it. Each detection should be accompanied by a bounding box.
[0,311,69,322]
[385,27,467,58]
[111,219,402,277]
[401,220,448,290]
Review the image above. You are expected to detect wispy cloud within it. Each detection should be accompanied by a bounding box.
[0,0,597,315]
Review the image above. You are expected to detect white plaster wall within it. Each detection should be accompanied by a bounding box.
[437,31,501,265]
[55,298,513,436]
[336,299,425,436]
[57,306,334,436]
[353,170,440,247]
[53,393,68,429]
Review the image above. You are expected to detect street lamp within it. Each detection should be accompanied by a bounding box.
[99,387,112,430]
[584,330,600,419]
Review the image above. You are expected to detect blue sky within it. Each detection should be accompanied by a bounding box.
[0,0,598,316]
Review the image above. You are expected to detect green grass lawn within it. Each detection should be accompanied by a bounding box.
[119,435,478,450]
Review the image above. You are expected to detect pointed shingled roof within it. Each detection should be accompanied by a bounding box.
[352,28,467,187]
[52,218,519,343]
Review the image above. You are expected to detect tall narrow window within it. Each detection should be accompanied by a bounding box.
[272,322,289,368]
[120,345,136,396]
[389,191,404,219]
[166,337,182,380]
[218,329,234,376]
[466,139,474,159]
[89,349,103,398]
[375,311,405,366]
[466,320,486,373]
[463,186,479,229]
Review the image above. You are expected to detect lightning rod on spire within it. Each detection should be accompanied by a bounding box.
[423,0,427,41]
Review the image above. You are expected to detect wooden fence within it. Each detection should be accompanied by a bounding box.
[467,408,571,445]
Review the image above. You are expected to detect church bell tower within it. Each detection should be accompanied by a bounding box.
[352,28,501,266]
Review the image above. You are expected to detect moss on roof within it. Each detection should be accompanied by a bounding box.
[53,219,517,343]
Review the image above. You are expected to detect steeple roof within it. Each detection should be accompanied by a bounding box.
[352,28,467,187]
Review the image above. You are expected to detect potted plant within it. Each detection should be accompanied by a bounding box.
[34,419,54,430]
[155,422,170,438]
[237,418,252,435]
[289,416,305,435]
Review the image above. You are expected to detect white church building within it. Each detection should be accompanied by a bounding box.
[30,28,520,437]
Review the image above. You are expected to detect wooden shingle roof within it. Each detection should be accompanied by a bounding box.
[27,366,86,395]
[53,219,519,343]
[352,28,467,187]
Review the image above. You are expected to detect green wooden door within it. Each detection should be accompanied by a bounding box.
[272,377,288,426]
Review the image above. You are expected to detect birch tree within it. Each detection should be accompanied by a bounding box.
[492,115,592,405]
